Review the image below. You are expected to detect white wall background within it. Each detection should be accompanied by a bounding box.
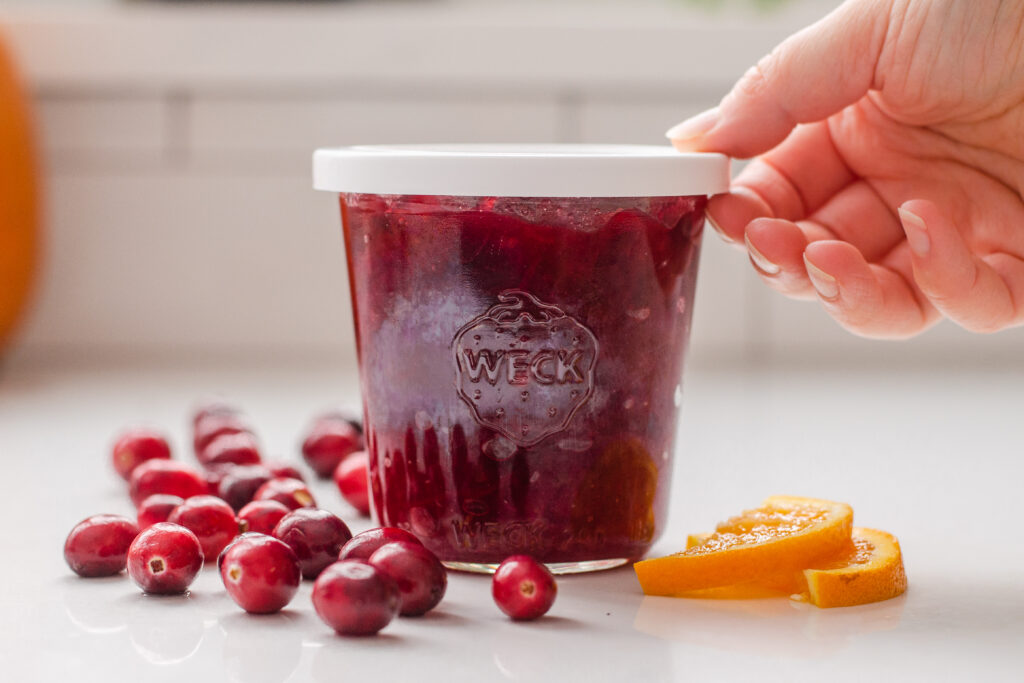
[2,0,1021,371]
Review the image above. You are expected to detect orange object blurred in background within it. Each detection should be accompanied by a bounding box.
[0,31,39,355]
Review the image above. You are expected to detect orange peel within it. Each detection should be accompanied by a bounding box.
[798,527,907,608]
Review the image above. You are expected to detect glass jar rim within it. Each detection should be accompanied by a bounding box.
[312,144,730,198]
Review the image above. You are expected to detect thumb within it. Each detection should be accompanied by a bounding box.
[667,0,888,158]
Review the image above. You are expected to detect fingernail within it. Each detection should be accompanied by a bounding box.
[665,107,720,141]
[898,206,930,256]
[803,255,839,300]
[744,234,780,275]
[705,209,735,244]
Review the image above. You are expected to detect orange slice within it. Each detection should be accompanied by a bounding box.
[797,527,907,608]
[634,495,853,596]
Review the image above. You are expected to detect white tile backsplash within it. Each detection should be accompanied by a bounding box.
[20,171,356,360]
[36,95,168,168]
[187,95,564,174]
[577,98,719,145]
[24,84,1023,369]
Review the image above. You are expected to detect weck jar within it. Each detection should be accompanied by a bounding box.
[313,144,729,573]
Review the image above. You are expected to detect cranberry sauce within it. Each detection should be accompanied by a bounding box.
[341,194,704,565]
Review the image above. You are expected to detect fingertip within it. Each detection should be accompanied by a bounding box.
[898,198,942,223]
[803,241,931,338]
[803,240,872,304]
[746,218,809,272]
[897,200,1017,332]
[665,107,721,148]
[897,199,973,284]
[705,188,772,246]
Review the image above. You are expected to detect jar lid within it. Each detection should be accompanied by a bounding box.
[312,144,730,198]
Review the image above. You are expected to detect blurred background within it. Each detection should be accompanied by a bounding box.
[1,0,1022,376]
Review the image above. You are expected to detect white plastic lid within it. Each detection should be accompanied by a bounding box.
[312,144,730,198]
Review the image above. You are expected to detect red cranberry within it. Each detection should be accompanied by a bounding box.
[301,421,362,478]
[126,523,203,594]
[111,429,172,481]
[193,412,253,455]
[238,499,291,535]
[64,514,139,577]
[333,451,371,516]
[264,461,306,482]
[137,494,185,530]
[254,477,316,510]
[492,555,557,621]
[167,495,240,560]
[129,460,207,507]
[219,533,301,614]
[217,464,274,511]
[200,431,262,468]
[314,409,363,435]
[192,400,239,429]
[202,466,226,496]
[273,508,352,579]
[312,560,400,636]
[368,541,447,616]
[338,527,421,561]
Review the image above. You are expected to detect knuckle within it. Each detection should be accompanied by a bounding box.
[736,57,773,101]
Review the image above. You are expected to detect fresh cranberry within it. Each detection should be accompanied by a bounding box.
[193,412,253,456]
[64,514,139,577]
[338,527,421,561]
[202,466,226,496]
[313,409,364,435]
[111,429,172,481]
[312,560,400,636]
[126,523,204,594]
[167,495,239,559]
[217,464,274,510]
[200,432,262,468]
[254,477,316,510]
[137,494,185,530]
[492,555,557,620]
[129,460,207,507]
[301,421,363,478]
[264,461,306,482]
[273,508,352,579]
[238,499,291,535]
[333,451,371,516]
[219,533,301,614]
[368,541,447,616]
[192,400,239,429]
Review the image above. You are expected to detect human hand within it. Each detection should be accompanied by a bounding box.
[668,0,1024,338]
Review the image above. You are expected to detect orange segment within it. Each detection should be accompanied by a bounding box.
[798,527,907,608]
[634,495,853,596]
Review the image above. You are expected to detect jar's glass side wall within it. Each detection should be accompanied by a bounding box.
[341,194,705,566]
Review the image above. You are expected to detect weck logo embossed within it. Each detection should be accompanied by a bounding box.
[453,290,598,447]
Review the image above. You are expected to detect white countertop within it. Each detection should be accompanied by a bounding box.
[2,358,1022,682]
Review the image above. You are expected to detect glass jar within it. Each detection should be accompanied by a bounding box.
[313,144,729,573]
